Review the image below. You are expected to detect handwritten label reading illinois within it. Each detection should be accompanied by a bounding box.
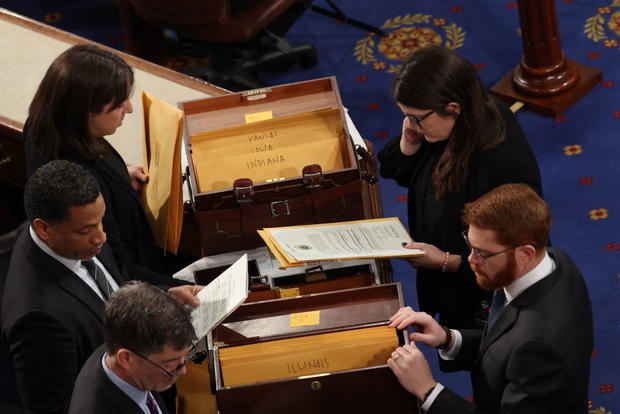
[290,310,320,327]
[287,357,330,375]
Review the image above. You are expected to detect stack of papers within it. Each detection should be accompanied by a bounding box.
[258,217,424,268]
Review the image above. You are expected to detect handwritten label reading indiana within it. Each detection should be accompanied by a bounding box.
[246,130,282,170]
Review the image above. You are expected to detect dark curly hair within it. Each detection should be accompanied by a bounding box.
[104,281,196,355]
[24,160,101,223]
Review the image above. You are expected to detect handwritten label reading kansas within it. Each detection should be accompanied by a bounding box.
[248,130,278,141]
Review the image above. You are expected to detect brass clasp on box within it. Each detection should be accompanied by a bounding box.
[303,164,323,189]
[249,275,270,291]
[305,265,327,283]
[233,178,254,203]
[241,87,272,101]
[270,200,290,217]
[355,145,378,184]
[360,171,378,184]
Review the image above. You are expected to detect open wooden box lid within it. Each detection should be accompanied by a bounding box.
[179,77,359,198]
[211,283,404,347]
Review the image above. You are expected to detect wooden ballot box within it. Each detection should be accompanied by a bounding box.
[180,77,381,256]
[207,283,420,414]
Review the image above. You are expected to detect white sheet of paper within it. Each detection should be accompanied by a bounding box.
[172,248,260,283]
[268,219,421,262]
[344,107,367,151]
[190,254,248,340]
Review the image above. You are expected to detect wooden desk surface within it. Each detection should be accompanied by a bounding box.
[0,7,227,166]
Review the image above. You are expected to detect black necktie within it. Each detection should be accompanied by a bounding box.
[486,288,506,332]
[82,259,113,300]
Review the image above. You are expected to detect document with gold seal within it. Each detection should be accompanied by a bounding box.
[258,217,424,268]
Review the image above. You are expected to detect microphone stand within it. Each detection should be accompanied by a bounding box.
[309,0,387,37]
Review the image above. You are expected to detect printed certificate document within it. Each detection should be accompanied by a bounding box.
[259,217,424,268]
[190,254,248,340]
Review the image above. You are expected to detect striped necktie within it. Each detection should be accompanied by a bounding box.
[146,392,160,414]
[82,259,113,300]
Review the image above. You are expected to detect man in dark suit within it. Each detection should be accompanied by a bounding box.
[69,281,196,414]
[1,160,200,414]
[387,183,593,413]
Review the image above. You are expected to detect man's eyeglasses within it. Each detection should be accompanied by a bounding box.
[461,230,516,261]
[130,346,201,377]
[405,110,434,127]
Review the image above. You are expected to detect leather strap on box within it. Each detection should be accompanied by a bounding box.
[355,144,378,184]
[233,178,254,203]
[303,164,328,223]
[193,179,364,253]
[302,164,323,189]
[234,178,256,248]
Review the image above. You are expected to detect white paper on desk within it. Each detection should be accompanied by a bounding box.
[190,254,248,340]
[269,219,422,262]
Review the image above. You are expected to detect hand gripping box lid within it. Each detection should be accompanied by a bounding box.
[188,254,419,414]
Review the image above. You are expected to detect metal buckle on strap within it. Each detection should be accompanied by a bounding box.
[304,265,327,282]
[270,200,290,217]
[233,178,254,203]
[303,164,323,188]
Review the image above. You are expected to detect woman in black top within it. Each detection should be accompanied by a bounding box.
[25,44,165,275]
[378,46,543,328]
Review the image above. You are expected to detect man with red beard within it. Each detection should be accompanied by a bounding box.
[387,183,593,413]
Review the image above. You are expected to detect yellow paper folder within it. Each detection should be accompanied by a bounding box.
[218,325,399,386]
[258,217,425,268]
[190,108,346,192]
[141,92,184,254]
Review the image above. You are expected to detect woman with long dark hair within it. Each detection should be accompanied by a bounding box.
[25,44,163,273]
[379,46,543,329]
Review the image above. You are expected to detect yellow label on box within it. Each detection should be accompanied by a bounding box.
[279,287,300,298]
[290,310,320,327]
[244,110,273,124]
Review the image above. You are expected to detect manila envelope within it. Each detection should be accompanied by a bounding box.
[142,92,184,254]
[190,109,346,192]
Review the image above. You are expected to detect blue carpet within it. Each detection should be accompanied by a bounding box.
[1,0,618,411]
